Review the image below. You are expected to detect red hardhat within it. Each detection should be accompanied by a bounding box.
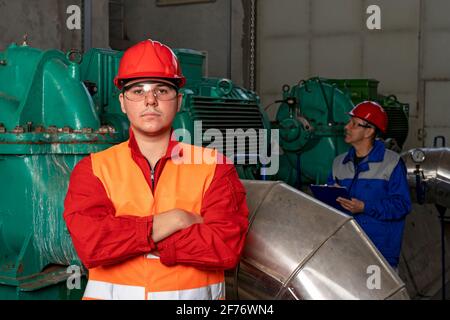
[348,101,388,134]
[114,39,186,90]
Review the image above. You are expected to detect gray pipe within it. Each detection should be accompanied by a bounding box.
[401,148,450,208]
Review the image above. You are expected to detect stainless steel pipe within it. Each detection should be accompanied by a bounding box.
[226,180,409,300]
[402,148,450,208]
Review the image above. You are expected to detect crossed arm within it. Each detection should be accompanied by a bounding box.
[63,156,249,270]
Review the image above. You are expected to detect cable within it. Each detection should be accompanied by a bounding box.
[264,102,278,112]
[264,98,297,112]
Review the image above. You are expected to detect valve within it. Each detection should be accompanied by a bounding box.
[413,164,427,205]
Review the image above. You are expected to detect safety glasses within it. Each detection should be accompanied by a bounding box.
[124,82,178,102]
[348,118,375,130]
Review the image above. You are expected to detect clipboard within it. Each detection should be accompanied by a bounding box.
[310,184,350,212]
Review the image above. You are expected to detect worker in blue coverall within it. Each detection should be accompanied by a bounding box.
[328,101,411,270]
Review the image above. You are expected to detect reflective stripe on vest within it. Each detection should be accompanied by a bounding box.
[85,141,225,300]
[83,280,225,300]
[84,280,146,300]
[147,282,225,300]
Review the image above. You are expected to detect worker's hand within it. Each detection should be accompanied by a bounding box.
[336,197,365,214]
[152,209,203,242]
[179,209,203,228]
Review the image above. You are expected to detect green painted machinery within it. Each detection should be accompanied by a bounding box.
[0,43,271,299]
[173,49,272,180]
[324,78,410,150]
[0,43,124,299]
[273,77,410,187]
[273,78,353,187]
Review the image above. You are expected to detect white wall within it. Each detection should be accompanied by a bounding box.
[257,0,450,150]
[421,0,450,148]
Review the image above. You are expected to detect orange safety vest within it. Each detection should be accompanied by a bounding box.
[83,141,225,300]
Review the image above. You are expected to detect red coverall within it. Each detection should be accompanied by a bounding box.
[64,130,249,270]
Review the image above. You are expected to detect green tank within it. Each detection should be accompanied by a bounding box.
[0,43,123,299]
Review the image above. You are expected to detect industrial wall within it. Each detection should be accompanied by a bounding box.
[0,0,109,52]
[257,0,450,150]
[122,0,247,87]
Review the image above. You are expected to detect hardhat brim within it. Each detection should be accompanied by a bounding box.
[115,72,186,90]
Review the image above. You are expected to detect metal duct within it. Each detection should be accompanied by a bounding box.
[226,180,409,300]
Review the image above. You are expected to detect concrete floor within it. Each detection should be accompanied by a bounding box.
[399,203,450,300]
[429,280,450,300]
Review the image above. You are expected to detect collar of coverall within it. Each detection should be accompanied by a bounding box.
[343,139,385,165]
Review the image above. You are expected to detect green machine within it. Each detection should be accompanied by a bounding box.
[324,78,410,151]
[0,43,124,299]
[273,78,353,187]
[0,43,271,299]
[173,49,272,180]
[273,77,409,187]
